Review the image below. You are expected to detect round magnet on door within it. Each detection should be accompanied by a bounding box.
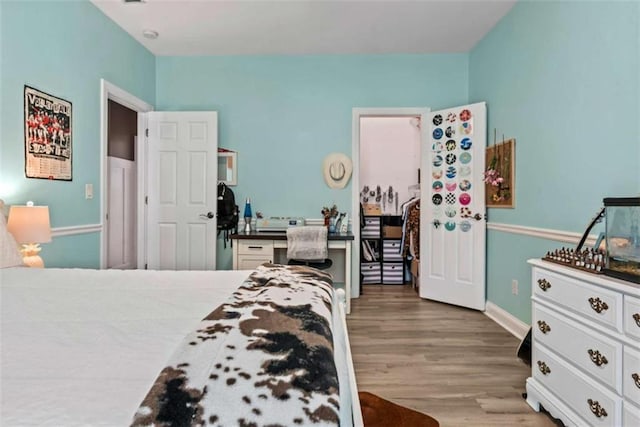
[460,109,472,121]
[446,166,457,179]
[445,153,456,165]
[460,220,472,232]
[432,141,443,153]
[460,138,472,150]
[445,206,456,218]
[433,219,441,229]
[432,181,443,192]
[459,152,471,164]
[433,206,443,217]
[433,128,443,140]
[460,121,473,135]
[432,194,443,205]
[460,166,471,177]
[445,126,455,138]
[445,193,456,204]
[432,169,443,179]
[432,115,443,126]
[459,179,472,191]
[459,193,471,205]
[433,155,443,167]
[446,139,456,151]
[445,221,456,231]
[447,112,457,123]
[445,182,457,192]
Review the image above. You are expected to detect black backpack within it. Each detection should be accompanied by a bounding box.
[217,182,239,247]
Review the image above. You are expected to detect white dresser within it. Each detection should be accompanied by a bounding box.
[527,259,640,427]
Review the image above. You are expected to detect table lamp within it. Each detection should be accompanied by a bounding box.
[7,202,51,268]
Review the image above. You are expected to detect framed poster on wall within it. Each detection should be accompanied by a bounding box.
[24,85,72,180]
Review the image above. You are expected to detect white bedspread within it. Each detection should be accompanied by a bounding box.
[0,267,251,426]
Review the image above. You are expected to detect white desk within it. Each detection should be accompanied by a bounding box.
[230,231,354,313]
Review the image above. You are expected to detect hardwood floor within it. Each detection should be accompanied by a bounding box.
[347,284,562,427]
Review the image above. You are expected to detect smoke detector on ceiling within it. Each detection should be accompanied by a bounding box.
[142,29,159,40]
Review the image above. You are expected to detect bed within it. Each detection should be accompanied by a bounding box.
[0,203,362,426]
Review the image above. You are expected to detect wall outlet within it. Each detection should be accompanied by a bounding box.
[512,279,519,295]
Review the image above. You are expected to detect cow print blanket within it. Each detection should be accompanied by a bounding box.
[131,264,340,427]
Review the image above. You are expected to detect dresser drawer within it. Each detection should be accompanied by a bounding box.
[533,344,622,426]
[533,303,622,393]
[624,295,640,340]
[533,268,623,331]
[237,240,274,256]
[382,240,403,261]
[623,347,640,404]
[624,401,640,427]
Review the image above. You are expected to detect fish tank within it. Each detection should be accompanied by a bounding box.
[603,197,640,283]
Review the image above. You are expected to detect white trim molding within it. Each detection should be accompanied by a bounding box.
[52,223,102,238]
[487,222,598,247]
[484,301,529,340]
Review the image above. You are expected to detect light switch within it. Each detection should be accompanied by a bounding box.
[85,183,93,199]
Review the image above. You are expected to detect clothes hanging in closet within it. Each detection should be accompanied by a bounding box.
[402,199,420,259]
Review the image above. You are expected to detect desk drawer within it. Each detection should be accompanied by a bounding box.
[237,240,274,256]
[533,267,622,331]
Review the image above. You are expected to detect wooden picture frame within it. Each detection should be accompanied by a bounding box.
[485,138,515,208]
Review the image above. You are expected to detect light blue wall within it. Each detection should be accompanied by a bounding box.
[470,0,640,323]
[156,54,469,269]
[0,0,156,267]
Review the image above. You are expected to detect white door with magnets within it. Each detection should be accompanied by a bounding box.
[420,102,486,310]
[146,111,218,270]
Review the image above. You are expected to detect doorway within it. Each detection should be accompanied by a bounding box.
[100,80,153,269]
[352,108,429,297]
[106,100,137,269]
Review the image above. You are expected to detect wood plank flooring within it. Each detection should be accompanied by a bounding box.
[347,285,562,427]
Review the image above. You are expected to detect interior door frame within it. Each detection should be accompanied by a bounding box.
[99,79,154,269]
[351,107,429,298]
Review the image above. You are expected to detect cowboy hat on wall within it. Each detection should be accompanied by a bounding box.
[323,153,353,189]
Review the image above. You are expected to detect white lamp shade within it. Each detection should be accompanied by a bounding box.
[7,205,52,244]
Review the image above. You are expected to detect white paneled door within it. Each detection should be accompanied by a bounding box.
[146,112,218,270]
[420,102,486,310]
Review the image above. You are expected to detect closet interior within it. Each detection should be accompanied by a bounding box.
[359,116,422,289]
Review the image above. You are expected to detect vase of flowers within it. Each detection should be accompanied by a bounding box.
[321,205,338,229]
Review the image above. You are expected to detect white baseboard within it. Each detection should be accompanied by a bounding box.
[484,301,529,340]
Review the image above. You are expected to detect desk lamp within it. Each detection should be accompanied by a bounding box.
[7,202,51,268]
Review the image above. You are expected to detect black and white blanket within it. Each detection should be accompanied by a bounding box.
[131,264,340,427]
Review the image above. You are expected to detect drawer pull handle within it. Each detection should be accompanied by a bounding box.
[633,373,640,389]
[247,246,263,249]
[587,349,608,367]
[537,278,551,291]
[587,399,607,418]
[633,313,640,327]
[537,320,551,334]
[588,297,608,314]
[537,360,551,375]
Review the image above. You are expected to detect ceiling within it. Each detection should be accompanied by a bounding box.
[90,0,516,56]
